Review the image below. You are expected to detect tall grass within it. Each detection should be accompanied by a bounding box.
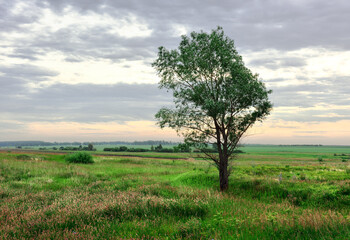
[0,151,349,239]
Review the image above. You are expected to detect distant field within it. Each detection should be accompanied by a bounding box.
[243,145,350,153]
[0,146,350,239]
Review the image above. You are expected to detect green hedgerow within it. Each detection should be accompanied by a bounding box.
[65,152,94,164]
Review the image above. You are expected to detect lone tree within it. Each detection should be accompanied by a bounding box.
[153,27,272,191]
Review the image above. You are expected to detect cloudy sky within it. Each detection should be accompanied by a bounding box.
[1,0,350,144]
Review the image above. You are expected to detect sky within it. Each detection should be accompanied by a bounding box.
[1,0,350,145]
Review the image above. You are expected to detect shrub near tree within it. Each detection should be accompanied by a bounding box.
[153,27,272,191]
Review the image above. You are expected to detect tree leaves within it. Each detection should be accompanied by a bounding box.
[153,26,272,167]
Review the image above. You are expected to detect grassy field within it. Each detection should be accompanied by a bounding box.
[0,146,350,239]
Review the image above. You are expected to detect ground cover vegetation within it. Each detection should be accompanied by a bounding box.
[1,146,350,239]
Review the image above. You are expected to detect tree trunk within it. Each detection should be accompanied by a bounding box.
[213,119,229,191]
[219,156,229,191]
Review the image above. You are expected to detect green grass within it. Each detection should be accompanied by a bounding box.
[242,145,350,153]
[1,148,350,239]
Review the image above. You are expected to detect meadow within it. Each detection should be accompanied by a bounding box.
[0,145,350,239]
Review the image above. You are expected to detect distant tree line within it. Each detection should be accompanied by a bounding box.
[104,143,191,153]
[93,140,178,146]
[103,143,244,154]
[58,144,95,151]
[0,141,54,147]
[37,144,96,151]
[0,140,178,147]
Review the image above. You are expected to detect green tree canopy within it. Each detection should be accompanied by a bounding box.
[153,27,272,191]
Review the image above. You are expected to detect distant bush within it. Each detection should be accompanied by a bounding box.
[59,146,79,151]
[119,146,128,151]
[157,148,174,153]
[173,143,191,153]
[65,152,94,164]
[104,146,129,152]
[15,154,31,160]
[155,144,163,152]
[103,147,114,151]
[88,143,94,151]
[103,146,149,152]
[233,149,245,153]
[127,148,149,152]
[59,146,96,151]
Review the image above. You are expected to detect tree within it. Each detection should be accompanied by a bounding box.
[153,27,272,191]
[174,143,191,153]
[119,146,128,151]
[155,144,163,152]
[88,143,94,151]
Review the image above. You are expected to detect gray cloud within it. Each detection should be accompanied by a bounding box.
[0,64,59,105]
[39,0,350,51]
[25,25,157,63]
[0,82,172,123]
[249,57,307,70]
[0,64,59,80]
[0,63,171,124]
[272,108,350,122]
[2,76,348,126]
[64,57,83,63]
[7,48,42,61]
[0,121,26,132]
[0,1,39,32]
[2,0,350,65]
[270,75,350,108]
